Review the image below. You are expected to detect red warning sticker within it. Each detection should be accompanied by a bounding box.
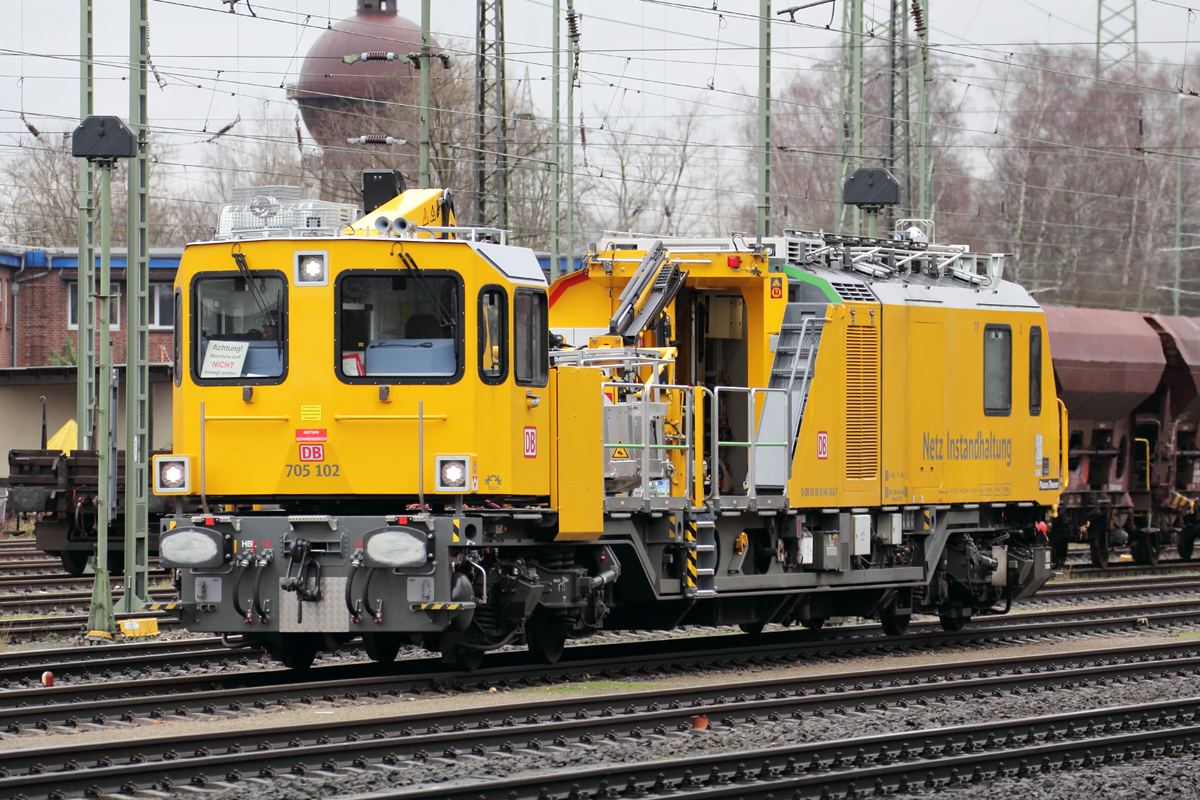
[296,428,327,442]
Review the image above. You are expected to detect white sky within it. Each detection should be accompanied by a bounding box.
[0,0,1194,212]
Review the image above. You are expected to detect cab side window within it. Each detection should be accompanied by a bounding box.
[1029,325,1042,416]
[173,288,182,387]
[983,324,1012,416]
[514,289,548,387]
[478,286,508,384]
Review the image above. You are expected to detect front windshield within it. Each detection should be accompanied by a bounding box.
[193,274,286,381]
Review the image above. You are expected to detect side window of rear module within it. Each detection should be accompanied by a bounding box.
[983,324,1012,416]
[191,271,288,384]
[1029,325,1042,416]
[514,289,548,387]
[478,286,508,384]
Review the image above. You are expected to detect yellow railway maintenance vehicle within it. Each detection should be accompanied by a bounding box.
[152,172,1059,669]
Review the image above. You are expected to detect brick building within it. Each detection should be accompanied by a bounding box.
[0,246,181,368]
[0,246,181,477]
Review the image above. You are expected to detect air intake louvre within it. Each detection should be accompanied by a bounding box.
[845,324,880,480]
[830,281,876,303]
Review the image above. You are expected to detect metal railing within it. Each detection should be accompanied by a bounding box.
[711,386,792,504]
[602,379,697,504]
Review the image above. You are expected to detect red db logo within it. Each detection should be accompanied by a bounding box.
[524,427,538,458]
[816,432,828,460]
[299,444,325,462]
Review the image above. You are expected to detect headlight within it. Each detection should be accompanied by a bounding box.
[435,455,471,492]
[294,250,328,286]
[153,455,191,494]
[161,463,185,488]
[363,528,428,569]
[159,527,226,569]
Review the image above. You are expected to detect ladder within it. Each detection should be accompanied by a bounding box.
[753,307,826,492]
[683,512,717,598]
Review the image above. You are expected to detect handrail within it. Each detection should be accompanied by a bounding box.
[1057,398,1068,480]
[204,415,290,421]
[604,379,696,502]
[712,385,791,504]
[334,414,448,421]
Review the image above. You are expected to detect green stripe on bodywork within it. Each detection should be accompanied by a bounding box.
[780,265,842,302]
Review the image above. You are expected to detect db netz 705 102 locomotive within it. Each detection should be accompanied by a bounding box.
[149,176,1059,669]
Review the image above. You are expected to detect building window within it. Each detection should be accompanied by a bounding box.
[983,324,1012,416]
[151,284,175,329]
[1029,325,1042,416]
[68,282,120,331]
[514,289,548,387]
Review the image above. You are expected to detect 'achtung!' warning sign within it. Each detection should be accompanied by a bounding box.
[201,341,248,378]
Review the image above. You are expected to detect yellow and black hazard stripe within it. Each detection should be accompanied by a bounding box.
[684,521,698,590]
[452,519,461,543]
[414,602,474,611]
[141,602,181,611]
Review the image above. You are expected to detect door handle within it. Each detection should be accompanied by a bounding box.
[526,390,541,408]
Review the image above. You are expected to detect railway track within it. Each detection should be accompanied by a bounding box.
[0,587,177,617]
[2,638,1198,799]
[1036,573,1200,601]
[2,598,1199,733]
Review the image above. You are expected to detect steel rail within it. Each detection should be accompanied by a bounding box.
[3,600,1200,733]
[2,640,1199,798]
[0,572,170,594]
[0,587,176,616]
[339,698,1200,800]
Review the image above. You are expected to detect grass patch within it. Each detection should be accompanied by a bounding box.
[0,613,55,622]
[1177,631,1200,639]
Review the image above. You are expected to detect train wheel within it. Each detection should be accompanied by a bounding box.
[452,646,485,672]
[1132,537,1161,566]
[1050,538,1070,569]
[738,622,766,635]
[1089,528,1111,569]
[276,635,319,670]
[526,615,568,664]
[801,617,827,631]
[939,614,968,632]
[880,608,911,636]
[1180,534,1196,561]
[362,633,402,663]
[59,551,89,577]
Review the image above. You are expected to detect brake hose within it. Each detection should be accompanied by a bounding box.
[252,552,272,623]
[361,567,382,624]
[232,559,251,623]
[344,559,363,623]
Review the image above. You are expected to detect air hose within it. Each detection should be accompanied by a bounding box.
[231,559,252,623]
[361,568,382,623]
[344,560,363,623]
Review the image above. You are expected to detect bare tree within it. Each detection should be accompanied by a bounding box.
[980,49,1200,313]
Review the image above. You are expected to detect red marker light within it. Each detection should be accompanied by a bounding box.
[397,516,408,525]
[727,256,742,268]
[205,517,215,526]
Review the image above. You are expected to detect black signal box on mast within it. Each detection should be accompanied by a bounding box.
[71,116,137,162]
